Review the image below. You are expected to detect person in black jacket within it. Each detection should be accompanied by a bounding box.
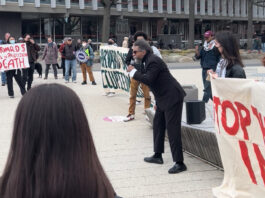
[24,34,40,90]
[127,39,187,174]
[63,37,78,83]
[209,31,246,79]
[195,31,220,103]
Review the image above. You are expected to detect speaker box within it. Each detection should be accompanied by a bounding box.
[186,100,206,124]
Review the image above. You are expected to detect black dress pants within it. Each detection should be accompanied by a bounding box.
[27,62,35,90]
[153,101,184,163]
[6,70,26,96]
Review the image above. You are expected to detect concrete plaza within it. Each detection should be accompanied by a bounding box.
[1,61,264,197]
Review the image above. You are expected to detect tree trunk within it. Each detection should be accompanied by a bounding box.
[188,0,195,49]
[102,0,112,43]
[247,0,253,50]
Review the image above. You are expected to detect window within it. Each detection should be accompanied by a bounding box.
[65,16,81,36]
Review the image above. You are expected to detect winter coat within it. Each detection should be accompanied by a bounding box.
[196,46,220,70]
[42,42,58,64]
[25,41,40,63]
[63,44,77,60]
[225,64,246,79]
[59,43,66,58]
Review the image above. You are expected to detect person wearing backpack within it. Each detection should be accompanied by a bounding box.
[42,37,58,79]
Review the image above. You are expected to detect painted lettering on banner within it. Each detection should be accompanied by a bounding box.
[100,46,143,97]
[0,43,30,71]
[211,78,265,198]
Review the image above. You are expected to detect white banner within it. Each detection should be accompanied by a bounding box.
[0,43,30,72]
[100,45,143,97]
[211,78,265,197]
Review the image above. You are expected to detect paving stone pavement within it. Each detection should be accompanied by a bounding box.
[0,69,225,198]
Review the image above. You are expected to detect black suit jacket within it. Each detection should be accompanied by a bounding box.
[133,53,186,110]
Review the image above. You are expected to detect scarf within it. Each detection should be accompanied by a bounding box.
[203,40,215,51]
[216,58,228,78]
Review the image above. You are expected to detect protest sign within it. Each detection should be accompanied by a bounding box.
[211,78,265,198]
[0,43,29,72]
[100,45,143,97]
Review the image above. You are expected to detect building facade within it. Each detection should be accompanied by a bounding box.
[0,0,265,44]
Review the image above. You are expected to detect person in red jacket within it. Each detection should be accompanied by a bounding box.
[59,38,71,78]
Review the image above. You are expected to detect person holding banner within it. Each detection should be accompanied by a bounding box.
[5,37,26,98]
[208,31,246,79]
[127,40,187,174]
[42,37,58,80]
[79,40,96,85]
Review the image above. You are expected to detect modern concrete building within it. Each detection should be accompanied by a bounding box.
[0,0,265,44]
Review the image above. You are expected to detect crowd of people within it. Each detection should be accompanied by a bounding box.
[0,33,97,98]
[0,29,256,197]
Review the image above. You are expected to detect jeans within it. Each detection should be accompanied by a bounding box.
[1,72,6,84]
[262,43,265,52]
[202,69,212,103]
[65,59,77,81]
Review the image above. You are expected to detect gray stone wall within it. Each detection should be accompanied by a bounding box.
[0,12,22,40]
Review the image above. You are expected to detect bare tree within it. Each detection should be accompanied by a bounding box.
[188,0,195,49]
[101,0,118,43]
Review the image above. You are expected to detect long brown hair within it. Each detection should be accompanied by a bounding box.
[0,84,115,198]
[215,31,244,69]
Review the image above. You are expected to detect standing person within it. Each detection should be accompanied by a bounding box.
[124,32,154,122]
[0,84,120,198]
[209,31,246,79]
[108,38,118,46]
[42,37,58,79]
[195,30,220,103]
[0,33,10,86]
[63,37,77,83]
[80,40,96,85]
[76,38,82,50]
[24,34,40,90]
[127,39,187,174]
[5,37,26,98]
[122,37,129,48]
[262,30,265,53]
[59,38,71,78]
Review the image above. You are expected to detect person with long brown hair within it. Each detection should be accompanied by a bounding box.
[0,84,120,198]
[209,31,246,79]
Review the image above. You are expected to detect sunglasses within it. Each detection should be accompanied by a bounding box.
[133,50,143,54]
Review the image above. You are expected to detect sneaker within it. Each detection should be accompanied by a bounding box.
[108,92,115,97]
[124,114,135,122]
[1,83,5,86]
[44,77,47,80]
[81,81,87,85]
[10,95,14,98]
[65,80,69,83]
[102,92,110,96]
[136,100,141,105]
[55,76,58,79]
[92,81,97,85]
[72,80,77,83]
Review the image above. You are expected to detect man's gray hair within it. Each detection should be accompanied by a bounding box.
[133,39,153,54]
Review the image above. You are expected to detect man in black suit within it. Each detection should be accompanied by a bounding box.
[127,39,187,174]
